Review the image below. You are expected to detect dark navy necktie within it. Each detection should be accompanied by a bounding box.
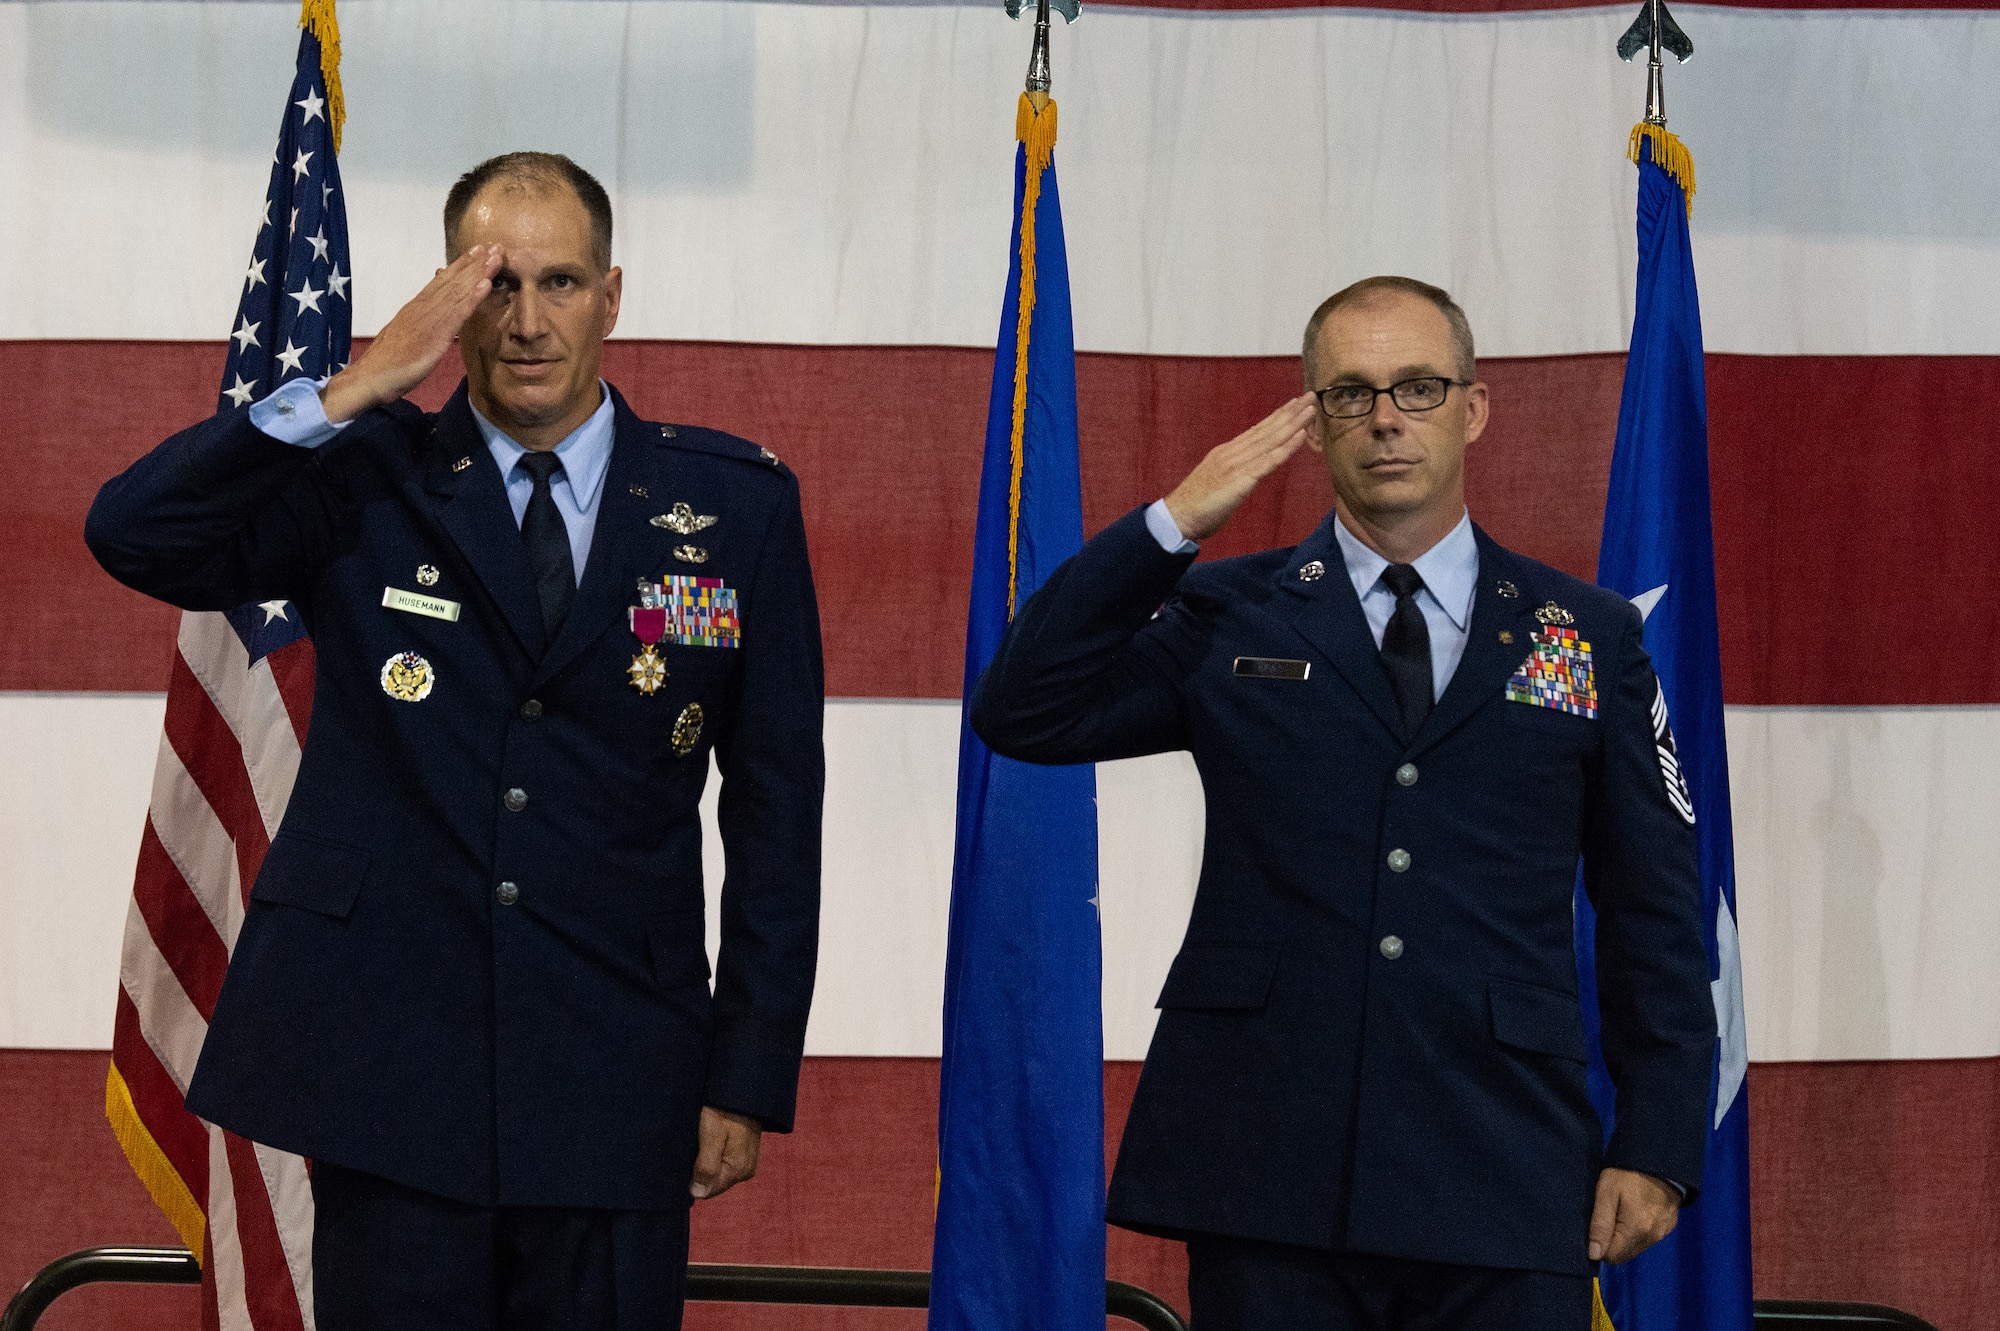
[1379,563,1433,739]
[516,451,575,637]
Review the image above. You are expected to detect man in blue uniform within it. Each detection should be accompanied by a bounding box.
[972,277,1713,1329]
[87,153,824,1331]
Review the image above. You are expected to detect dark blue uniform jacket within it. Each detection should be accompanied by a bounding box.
[971,506,1713,1277]
[87,383,824,1211]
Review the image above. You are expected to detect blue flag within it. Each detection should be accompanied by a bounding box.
[1578,128,1753,1331]
[219,11,351,665]
[930,95,1105,1331]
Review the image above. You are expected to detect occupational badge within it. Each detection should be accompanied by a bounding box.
[1504,625,1597,719]
[652,502,719,536]
[1651,682,1696,824]
[380,651,435,702]
[416,564,440,586]
[673,544,708,564]
[1533,600,1575,627]
[671,702,705,757]
[1299,560,1325,582]
[628,590,670,695]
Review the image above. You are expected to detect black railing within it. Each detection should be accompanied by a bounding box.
[2,1245,1943,1331]
[1,1247,1187,1331]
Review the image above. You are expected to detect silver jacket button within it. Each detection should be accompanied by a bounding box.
[1387,848,1412,873]
[1395,763,1419,786]
[496,881,520,906]
[503,787,528,812]
[1379,935,1404,960]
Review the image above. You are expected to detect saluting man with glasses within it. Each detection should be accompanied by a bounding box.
[972,276,1714,1331]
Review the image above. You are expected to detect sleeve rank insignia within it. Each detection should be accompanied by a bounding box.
[653,502,719,535]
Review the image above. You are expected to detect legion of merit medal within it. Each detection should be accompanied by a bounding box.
[628,581,670,695]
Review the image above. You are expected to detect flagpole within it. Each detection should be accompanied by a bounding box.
[1643,0,1665,125]
[1025,0,1052,110]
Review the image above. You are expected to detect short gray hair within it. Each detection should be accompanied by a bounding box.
[1302,276,1476,387]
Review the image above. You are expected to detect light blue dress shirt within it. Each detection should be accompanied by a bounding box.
[1144,497,1479,701]
[248,377,615,586]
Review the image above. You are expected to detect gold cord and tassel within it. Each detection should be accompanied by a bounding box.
[1628,122,1694,215]
[299,0,346,152]
[1005,93,1059,618]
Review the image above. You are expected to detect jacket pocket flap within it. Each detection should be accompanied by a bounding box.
[649,921,714,989]
[1488,978,1588,1062]
[249,831,368,920]
[1156,942,1280,1011]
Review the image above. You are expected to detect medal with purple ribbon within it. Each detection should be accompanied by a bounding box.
[627,580,669,694]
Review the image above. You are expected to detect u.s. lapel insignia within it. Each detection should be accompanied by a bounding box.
[450,456,473,473]
[759,446,780,466]
[628,482,650,498]
[1299,560,1326,582]
[1505,626,1597,718]
[380,651,435,702]
[673,544,708,564]
[652,502,719,536]
[1496,580,1519,599]
[416,564,440,586]
[671,702,705,756]
[1534,600,1575,627]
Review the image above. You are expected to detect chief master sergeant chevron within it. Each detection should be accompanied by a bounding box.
[86,153,824,1331]
[971,276,1713,1330]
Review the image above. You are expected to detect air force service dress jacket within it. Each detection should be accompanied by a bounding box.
[970,505,1714,1278]
[87,382,824,1212]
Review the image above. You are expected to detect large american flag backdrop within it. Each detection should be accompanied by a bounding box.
[2,1,1996,1328]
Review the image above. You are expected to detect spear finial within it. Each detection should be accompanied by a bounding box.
[1006,0,1078,109]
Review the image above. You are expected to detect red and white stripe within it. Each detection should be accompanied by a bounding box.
[111,610,315,1331]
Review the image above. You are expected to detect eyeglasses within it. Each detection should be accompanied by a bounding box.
[1315,377,1469,419]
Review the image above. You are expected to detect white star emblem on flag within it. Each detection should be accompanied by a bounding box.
[232,317,261,351]
[295,88,326,125]
[275,340,309,375]
[291,148,314,181]
[224,375,259,408]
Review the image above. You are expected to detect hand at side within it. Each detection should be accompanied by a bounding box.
[318,244,504,423]
[1589,1166,1681,1264]
[1161,393,1317,542]
[689,1105,763,1200]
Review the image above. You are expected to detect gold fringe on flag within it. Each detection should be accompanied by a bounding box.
[1006,92,1059,618]
[106,1061,208,1264]
[1628,122,1694,215]
[300,0,346,153]
[1592,1277,1618,1331]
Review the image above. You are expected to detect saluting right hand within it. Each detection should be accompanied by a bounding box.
[1162,394,1318,543]
[318,244,505,424]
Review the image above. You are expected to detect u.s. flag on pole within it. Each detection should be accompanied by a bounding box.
[1576,120,1755,1331]
[104,4,348,1327]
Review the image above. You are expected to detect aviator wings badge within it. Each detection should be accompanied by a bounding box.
[652,503,719,536]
